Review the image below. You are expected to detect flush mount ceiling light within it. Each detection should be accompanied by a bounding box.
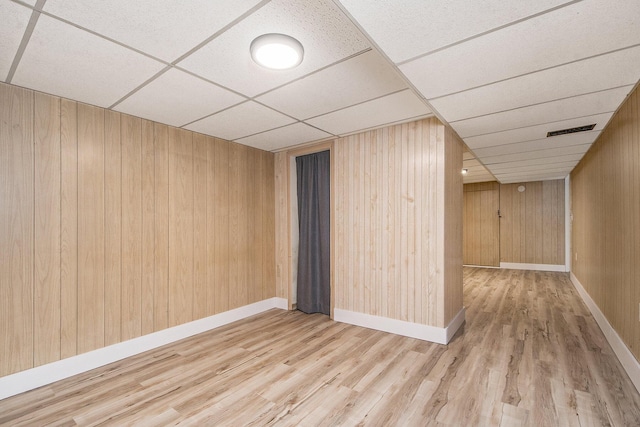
[250,33,304,70]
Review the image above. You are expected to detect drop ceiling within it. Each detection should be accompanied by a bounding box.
[2,0,639,184]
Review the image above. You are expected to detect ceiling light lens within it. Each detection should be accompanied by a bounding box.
[251,34,303,70]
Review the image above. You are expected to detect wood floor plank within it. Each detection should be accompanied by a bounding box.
[2,268,640,426]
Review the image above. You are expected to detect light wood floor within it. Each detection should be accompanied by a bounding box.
[1,268,640,426]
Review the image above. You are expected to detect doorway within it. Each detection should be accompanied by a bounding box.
[463,182,500,266]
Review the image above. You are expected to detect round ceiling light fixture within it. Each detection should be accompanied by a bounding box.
[250,33,304,70]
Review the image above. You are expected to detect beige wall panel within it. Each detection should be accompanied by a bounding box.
[121,114,143,341]
[104,110,122,346]
[463,182,499,267]
[274,151,288,301]
[443,125,464,324]
[228,143,249,309]
[141,119,155,335]
[60,98,78,359]
[262,151,276,300]
[333,118,462,328]
[0,84,34,376]
[213,138,230,314]
[153,124,169,331]
[34,92,61,366]
[572,85,640,360]
[77,103,105,354]
[168,128,194,327]
[193,133,209,319]
[500,179,565,265]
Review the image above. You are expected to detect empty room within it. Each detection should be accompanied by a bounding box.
[1,0,640,425]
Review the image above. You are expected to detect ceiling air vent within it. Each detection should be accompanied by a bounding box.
[546,124,596,137]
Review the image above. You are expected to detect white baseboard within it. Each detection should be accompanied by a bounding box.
[500,262,567,272]
[0,297,287,401]
[463,264,500,269]
[570,272,640,393]
[333,307,465,345]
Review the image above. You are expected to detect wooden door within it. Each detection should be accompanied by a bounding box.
[463,182,500,266]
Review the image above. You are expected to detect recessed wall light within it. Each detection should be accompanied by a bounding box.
[461,168,468,175]
[250,33,304,70]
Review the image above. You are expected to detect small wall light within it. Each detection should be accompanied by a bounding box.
[461,168,468,175]
[250,33,304,70]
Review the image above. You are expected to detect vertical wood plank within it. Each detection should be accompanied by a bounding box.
[168,128,194,326]
[247,148,262,304]
[60,98,78,359]
[228,143,248,309]
[262,151,276,300]
[77,103,104,354]
[0,84,34,376]
[193,133,208,319]
[121,114,142,341]
[33,92,61,366]
[141,119,155,334]
[213,138,229,314]
[104,110,121,346]
[153,123,169,331]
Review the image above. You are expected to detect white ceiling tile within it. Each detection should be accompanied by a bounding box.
[338,0,572,63]
[256,50,406,119]
[12,14,165,108]
[0,1,31,81]
[179,0,369,97]
[465,113,611,149]
[185,101,296,141]
[464,176,497,184]
[235,122,332,151]
[20,0,37,5]
[485,154,583,169]
[451,86,632,138]
[400,0,640,99]
[472,131,600,157]
[114,68,244,128]
[431,46,640,122]
[488,161,578,174]
[496,171,570,183]
[481,143,591,165]
[306,90,431,136]
[43,0,263,62]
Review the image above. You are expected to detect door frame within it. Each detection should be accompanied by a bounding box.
[284,140,335,318]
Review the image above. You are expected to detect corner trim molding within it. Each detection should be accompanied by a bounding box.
[570,272,640,393]
[0,297,288,401]
[500,262,566,272]
[333,307,465,345]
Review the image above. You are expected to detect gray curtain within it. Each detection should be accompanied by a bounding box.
[296,151,330,315]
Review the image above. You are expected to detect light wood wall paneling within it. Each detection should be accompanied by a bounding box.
[121,114,143,341]
[333,118,462,327]
[76,103,105,354]
[443,125,464,324]
[229,143,249,309]
[499,179,565,265]
[104,110,122,346]
[168,128,194,327]
[274,152,288,301]
[0,84,34,376]
[213,137,230,314]
[193,133,209,320]
[34,92,61,366]
[572,85,640,359]
[141,119,155,335]
[463,182,500,267]
[153,123,169,332]
[0,82,277,378]
[60,98,78,359]
[262,150,276,300]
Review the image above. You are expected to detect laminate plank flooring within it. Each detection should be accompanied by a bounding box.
[2,268,640,426]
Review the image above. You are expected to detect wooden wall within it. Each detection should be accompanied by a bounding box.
[463,182,500,267]
[571,85,640,360]
[499,179,565,265]
[331,118,463,327]
[0,82,275,378]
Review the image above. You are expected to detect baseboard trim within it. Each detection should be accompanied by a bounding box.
[570,272,640,393]
[0,297,287,401]
[500,262,567,272]
[463,264,500,269]
[333,307,465,345]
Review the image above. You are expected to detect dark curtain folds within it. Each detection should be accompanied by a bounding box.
[296,150,330,315]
